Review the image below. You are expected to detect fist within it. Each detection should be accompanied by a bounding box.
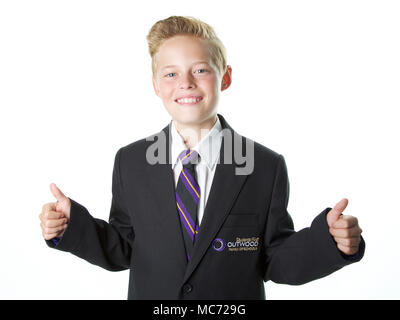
[326,198,362,256]
[39,183,71,240]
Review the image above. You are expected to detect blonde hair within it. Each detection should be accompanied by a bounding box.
[146,16,227,78]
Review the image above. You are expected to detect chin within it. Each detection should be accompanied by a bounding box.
[176,115,202,126]
[167,104,217,125]
[182,111,214,123]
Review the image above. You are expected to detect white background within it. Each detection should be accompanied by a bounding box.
[1,0,399,299]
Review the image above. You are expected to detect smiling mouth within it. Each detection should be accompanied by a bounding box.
[175,96,203,105]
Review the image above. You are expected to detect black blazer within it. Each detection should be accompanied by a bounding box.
[46,113,365,299]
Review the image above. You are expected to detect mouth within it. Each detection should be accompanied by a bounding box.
[174,96,203,106]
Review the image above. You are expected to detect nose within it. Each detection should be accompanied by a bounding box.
[179,72,196,89]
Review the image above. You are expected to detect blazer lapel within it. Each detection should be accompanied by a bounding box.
[181,114,248,284]
[144,122,188,270]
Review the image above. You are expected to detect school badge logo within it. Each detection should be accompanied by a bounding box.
[212,238,226,252]
[212,236,259,252]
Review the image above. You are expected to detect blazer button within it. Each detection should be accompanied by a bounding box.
[182,283,193,294]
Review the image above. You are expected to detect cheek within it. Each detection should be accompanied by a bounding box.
[200,77,219,95]
[158,81,175,99]
[207,84,220,102]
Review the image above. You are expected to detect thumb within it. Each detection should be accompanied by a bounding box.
[327,198,349,227]
[50,183,67,202]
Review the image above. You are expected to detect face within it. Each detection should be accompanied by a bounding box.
[152,35,231,129]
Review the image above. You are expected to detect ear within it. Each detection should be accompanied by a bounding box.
[152,76,160,97]
[221,65,232,91]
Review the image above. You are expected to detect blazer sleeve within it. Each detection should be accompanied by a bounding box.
[45,147,134,271]
[263,154,365,284]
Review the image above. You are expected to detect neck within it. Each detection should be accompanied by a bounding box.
[174,115,217,149]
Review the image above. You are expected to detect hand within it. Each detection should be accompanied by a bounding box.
[39,183,71,240]
[326,198,362,256]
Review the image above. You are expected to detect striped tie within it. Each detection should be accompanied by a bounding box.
[175,149,201,262]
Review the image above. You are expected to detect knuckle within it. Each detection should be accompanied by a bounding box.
[343,247,351,255]
[43,203,51,212]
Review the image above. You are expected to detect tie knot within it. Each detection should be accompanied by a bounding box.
[179,149,200,167]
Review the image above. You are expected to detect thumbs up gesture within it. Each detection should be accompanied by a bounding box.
[39,183,71,240]
[326,198,362,255]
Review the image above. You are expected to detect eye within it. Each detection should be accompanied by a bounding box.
[195,69,208,74]
[165,72,176,78]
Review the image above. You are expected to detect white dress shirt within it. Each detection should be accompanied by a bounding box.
[170,116,223,226]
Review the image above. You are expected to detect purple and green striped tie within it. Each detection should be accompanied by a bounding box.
[175,149,201,262]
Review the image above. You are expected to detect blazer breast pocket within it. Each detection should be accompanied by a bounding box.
[223,214,258,228]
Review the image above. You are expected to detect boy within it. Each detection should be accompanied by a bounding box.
[39,16,365,299]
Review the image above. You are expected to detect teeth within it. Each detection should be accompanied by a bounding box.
[177,97,201,103]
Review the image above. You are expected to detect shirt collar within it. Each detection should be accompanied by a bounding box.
[170,116,223,170]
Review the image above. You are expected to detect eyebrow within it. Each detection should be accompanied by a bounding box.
[161,61,210,71]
